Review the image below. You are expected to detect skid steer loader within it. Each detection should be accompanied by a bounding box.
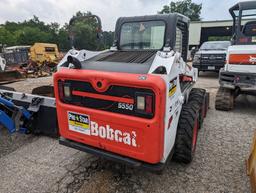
[215,1,256,111]
[54,14,209,171]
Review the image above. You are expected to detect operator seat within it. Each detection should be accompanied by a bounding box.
[242,21,256,36]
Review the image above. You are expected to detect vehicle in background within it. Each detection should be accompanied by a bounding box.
[2,45,30,68]
[29,43,60,68]
[0,47,26,84]
[0,43,61,82]
[215,1,256,112]
[193,41,231,74]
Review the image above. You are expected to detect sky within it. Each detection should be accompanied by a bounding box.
[0,0,251,31]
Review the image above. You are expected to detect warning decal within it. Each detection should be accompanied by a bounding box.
[68,112,90,135]
[169,77,177,97]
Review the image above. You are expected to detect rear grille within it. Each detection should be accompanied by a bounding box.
[97,51,156,64]
[61,80,155,119]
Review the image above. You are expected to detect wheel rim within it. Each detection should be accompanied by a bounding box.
[192,117,199,152]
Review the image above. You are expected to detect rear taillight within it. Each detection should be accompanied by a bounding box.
[135,93,154,115]
[239,37,250,43]
[145,95,153,114]
[63,83,72,98]
[137,96,145,110]
[58,80,64,100]
[58,80,72,101]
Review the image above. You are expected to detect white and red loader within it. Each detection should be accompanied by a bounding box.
[216,1,256,111]
[54,13,209,171]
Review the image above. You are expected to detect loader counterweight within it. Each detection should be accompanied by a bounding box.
[54,68,166,164]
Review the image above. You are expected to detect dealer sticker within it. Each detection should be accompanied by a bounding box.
[68,112,90,135]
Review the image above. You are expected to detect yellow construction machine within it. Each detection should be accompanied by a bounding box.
[27,43,61,76]
[29,43,60,67]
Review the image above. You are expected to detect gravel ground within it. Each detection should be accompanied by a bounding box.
[0,72,255,193]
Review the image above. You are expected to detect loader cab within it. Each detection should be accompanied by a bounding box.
[113,14,190,61]
[230,1,256,45]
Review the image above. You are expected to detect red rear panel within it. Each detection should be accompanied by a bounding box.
[54,69,166,164]
[229,54,256,65]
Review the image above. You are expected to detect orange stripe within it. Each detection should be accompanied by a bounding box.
[229,54,256,65]
[72,90,135,104]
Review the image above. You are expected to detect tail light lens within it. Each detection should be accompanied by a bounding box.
[137,96,145,110]
[135,93,154,115]
[58,80,72,101]
[64,83,71,98]
[145,95,153,114]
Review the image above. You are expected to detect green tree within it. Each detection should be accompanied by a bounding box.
[102,31,114,49]
[0,26,17,45]
[56,24,70,51]
[17,27,50,45]
[159,0,202,21]
[70,11,104,50]
[0,12,113,51]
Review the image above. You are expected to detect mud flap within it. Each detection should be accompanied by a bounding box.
[247,131,256,193]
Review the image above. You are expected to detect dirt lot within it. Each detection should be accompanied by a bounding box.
[0,72,255,193]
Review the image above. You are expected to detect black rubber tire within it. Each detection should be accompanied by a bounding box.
[188,88,206,106]
[188,88,206,129]
[173,103,199,164]
[215,87,234,111]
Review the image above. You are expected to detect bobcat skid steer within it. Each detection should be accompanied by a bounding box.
[215,1,256,111]
[55,14,209,171]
